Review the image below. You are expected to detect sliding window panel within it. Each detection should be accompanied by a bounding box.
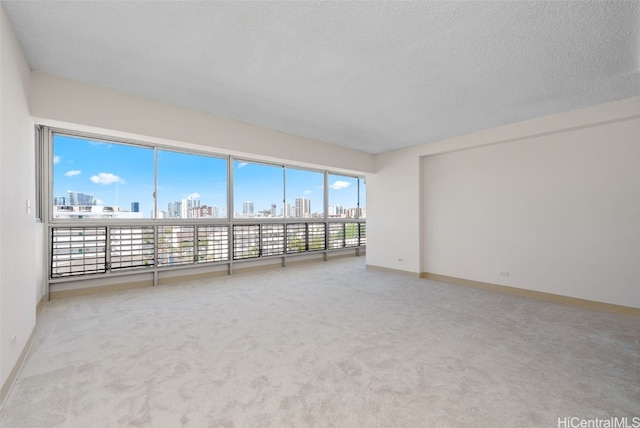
[52,134,154,219]
[285,168,324,219]
[157,151,227,219]
[233,161,283,218]
[328,174,359,219]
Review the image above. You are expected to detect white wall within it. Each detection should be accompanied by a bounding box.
[0,6,38,395]
[423,117,640,308]
[369,97,640,308]
[367,153,422,274]
[29,73,374,174]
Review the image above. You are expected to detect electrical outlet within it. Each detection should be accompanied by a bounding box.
[500,271,510,277]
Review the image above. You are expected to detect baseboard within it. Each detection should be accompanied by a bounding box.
[36,295,46,314]
[366,264,421,278]
[50,280,152,299]
[158,269,228,285]
[421,272,640,317]
[0,326,36,408]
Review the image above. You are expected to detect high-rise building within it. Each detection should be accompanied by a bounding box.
[167,201,181,218]
[190,205,213,218]
[131,202,139,212]
[67,191,94,206]
[181,197,200,218]
[243,201,254,216]
[295,198,311,218]
[167,198,202,218]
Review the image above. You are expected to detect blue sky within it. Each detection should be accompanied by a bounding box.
[53,134,365,217]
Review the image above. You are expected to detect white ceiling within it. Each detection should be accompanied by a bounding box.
[3,1,639,154]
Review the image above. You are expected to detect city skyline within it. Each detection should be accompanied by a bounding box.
[52,134,366,218]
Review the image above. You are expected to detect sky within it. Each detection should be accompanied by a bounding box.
[53,134,366,218]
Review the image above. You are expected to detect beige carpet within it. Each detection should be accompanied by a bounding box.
[1,257,638,427]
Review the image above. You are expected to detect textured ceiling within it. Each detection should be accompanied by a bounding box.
[3,1,639,154]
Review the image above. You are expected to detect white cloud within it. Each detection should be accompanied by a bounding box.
[64,170,81,177]
[330,180,351,190]
[90,172,125,185]
[237,162,248,169]
[95,199,104,205]
[53,155,61,164]
[186,192,200,199]
[303,189,312,195]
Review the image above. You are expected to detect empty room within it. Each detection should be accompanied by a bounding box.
[1,1,638,427]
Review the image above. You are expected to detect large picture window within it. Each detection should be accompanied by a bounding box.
[233,161,283,218]
[328,174,364,218]
[45,127,366,282]
[157,150,227,219]
[49,131,366,222]
[285,168,324,218]
[53,134,154,219]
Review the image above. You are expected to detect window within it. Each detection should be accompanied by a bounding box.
[285,168,324,218]
[359,177,366,219]
[45,127,366,281]
[34,125,44,221]
[52,134,154,219]
[233,161,283,218]
[328,174,363,218]
[157,150,227,219]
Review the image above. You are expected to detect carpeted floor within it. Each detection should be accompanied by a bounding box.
[1,257,638,427]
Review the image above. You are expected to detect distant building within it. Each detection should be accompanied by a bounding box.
[67,191,94,206]
[167,201,181,218]
[295,198,311,218]
[243,201,254,216]
[53,205,143,219]
[189,205,213,218]
[181,197,200,218]
[329,205,346,217]
[131,202,139,212]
